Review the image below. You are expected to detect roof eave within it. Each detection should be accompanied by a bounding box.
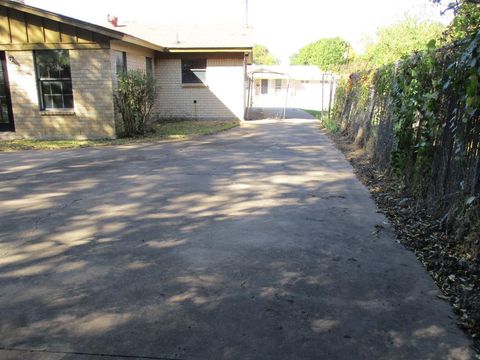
[119,35,165,52]
[166,47,253,53]
[0,1,248,53]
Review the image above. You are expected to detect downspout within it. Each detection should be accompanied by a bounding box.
[283,77,290,120]
[321,73,326,112]
[328,74,334,121]
[246,77,252,120]
[243,52,248,120]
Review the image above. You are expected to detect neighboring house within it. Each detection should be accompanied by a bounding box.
[247,65,337,111]
[0,0,252,139]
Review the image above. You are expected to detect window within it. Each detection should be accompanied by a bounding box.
[35,50,73,110]
[115,51,127,76]
[275,79,282,93]
[181,59,206,84]
[146,57,153,77]
[261,79,268,94]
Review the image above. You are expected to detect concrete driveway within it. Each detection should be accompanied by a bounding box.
[0,113,473,359]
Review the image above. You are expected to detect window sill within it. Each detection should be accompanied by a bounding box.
[40,110,76,116]
[182,83,208,88]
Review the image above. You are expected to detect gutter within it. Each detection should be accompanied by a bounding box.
[166,47,253,53]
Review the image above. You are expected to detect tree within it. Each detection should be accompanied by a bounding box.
[431,0,480,39]
[253,44,278,65]
[115,70,156,137]
[364,18,445,67]
[290,37,350,71]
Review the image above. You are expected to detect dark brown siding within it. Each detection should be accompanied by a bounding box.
[0,6,109,50]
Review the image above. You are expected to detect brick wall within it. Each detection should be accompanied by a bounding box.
[3,49,116,139]
[110,41,154,80]
[1,45,246,140]
[155,55,246,120]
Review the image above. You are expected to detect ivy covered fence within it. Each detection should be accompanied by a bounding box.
[332,30,480,219]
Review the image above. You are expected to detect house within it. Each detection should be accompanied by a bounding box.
[0,0,252,139]
[247,65,337,112]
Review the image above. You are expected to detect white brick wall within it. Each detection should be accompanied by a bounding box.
[155,56,245,120]
[3,49,116,139]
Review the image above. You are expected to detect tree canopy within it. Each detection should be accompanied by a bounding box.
[363,18,445,67]
[252,44,278,65]
[432,0,480,39]
[290,37,350,71]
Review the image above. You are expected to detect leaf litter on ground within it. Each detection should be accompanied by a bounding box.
[325,130,480,354]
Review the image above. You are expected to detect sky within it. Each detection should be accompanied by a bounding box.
[26,0,452,63]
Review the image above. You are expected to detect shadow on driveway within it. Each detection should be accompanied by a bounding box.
[0,119,473,359]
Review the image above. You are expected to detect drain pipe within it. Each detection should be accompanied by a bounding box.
[283,77,290,120]
[328,74,335,121]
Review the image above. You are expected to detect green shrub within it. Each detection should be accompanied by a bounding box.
[321,117,340,133]
[115,70,156,137]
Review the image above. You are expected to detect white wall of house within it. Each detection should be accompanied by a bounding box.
[252,78,335,111]
[155,55,245,120]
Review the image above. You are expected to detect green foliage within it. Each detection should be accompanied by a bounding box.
[152,120,239,138]
[321,117,340,133]
[331,77,349,120]
[290,37,350,71]
[458,31,480,116]
[432,0,480,39]
[304,109,339,133]
[449,2,480,39]
[115,70,156,137]
[331,27,480,198]
[303,109,323,118]
[364,18,445,67]
[253,44,278,65]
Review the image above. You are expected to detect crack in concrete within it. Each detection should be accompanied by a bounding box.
[0,347,184,360]
[32,198,82,229]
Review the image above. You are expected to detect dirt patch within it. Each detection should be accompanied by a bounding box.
[326,129,480,353]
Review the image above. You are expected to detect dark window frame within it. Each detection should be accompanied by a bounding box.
[146,57,153,77]
[181,59,207,84]
[0,51,15,131]
[115,51,127,76]
[261,79,268,94]
[34,49,74,111]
